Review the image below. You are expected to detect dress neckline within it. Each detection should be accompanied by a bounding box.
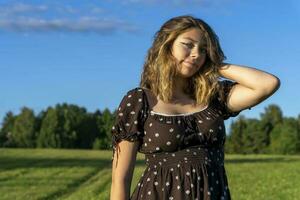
[150,104,209,117]
[140,87,211,117]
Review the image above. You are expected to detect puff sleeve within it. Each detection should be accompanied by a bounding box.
[217,80,244,120]
[111,87,147,162]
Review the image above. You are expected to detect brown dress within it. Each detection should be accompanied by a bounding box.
[111,80,241,200]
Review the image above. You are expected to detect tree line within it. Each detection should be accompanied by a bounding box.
[0,103,116,150]
[0,103,299,154]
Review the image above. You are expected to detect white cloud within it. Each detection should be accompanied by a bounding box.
[0,17,139,34]
[0,3,136,34]
[0,3,48,16]
[121,0,232,7]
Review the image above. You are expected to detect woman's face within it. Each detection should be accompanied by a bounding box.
[171,28,207,78]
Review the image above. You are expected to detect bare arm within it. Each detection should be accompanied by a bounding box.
[218,63,281,112]
[110,140,140,200]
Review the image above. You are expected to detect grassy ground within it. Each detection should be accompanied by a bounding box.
[0,148,299,200]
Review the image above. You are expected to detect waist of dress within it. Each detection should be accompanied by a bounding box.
[144,145,224,168]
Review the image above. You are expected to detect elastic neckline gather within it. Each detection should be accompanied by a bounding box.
[150,104,209,117]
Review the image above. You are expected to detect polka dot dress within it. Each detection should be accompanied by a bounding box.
[111,80,242,200]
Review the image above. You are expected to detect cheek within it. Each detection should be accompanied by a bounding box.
[172,46,188,60]
[199,55,207,65]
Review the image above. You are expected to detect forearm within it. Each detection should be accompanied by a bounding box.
[110,179,131,200]
[218,63,280,92]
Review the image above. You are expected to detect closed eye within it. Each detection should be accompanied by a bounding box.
[181,42,207,53]
[181,42,194,48]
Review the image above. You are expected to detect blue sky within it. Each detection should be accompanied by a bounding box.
[1,0,299,132]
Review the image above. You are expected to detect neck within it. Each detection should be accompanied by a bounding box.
[172,76,189,98]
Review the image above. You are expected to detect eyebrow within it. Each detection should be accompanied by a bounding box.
[182,37,207,46]
[182,37,201,43]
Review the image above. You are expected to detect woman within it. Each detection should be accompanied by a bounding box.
[110,15,280,200]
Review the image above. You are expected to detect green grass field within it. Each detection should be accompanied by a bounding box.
[0,148,299,200]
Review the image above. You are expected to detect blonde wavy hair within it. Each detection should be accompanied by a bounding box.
[139,15,225,106]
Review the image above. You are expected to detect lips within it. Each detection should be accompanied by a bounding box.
[185,61,195,65]
[183,61,196,66]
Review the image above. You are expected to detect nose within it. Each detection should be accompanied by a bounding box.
[190,47,200,59]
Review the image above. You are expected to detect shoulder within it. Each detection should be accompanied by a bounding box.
[123,87,144,99]
[217,80,237,95]
[212,80,237,104]
[118,87,145,107]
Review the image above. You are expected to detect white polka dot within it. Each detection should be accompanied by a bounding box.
[156,147,160,150]
[144,143,147,146]
[166,182,170,186]
[134,120,138,124]
[191,183,194,188]
[172,153,176,157]
[209,129,214,132]
[169,128,174,132]
[154,171,157,175]
[148,191,151,195]
[127,103,131,106]
[169,197,174,200]
[147,178,150,181]
[166,141,171,145]
[155,133,159,137]
[118,112,123,116]
[177,185,180,189]
[175,176,179,180]
[138,98,142,102]
[130,111,135,114]
[148,138,152,142]
[185,190,190,194]
[154,181,158,185]
[186,172,190,176]
[198,120,203,123]
[149,123,152,127]
[176,134,180,138]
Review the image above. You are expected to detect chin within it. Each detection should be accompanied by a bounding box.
[178,72,195,78]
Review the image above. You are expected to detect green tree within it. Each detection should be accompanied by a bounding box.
[37,107,62,148]
[226,115,247,154]
[0,111,16,147]
[269,117,300,154]
[95,108,114,149]
[11,107,37,147]
[259,104,283,148]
